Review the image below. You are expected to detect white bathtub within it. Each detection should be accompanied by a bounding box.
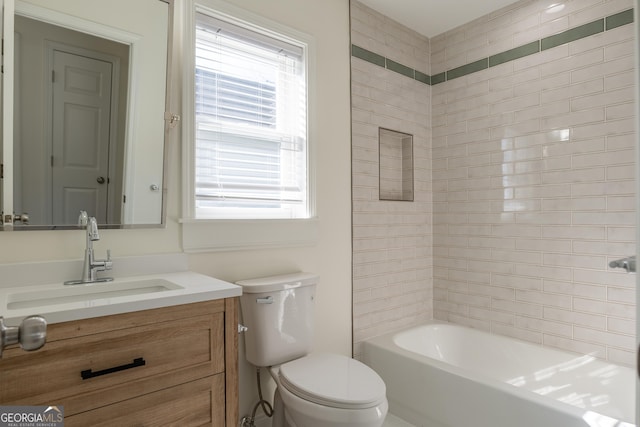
[363,322,635,427]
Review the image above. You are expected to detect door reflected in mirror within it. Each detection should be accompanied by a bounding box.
[15,16,130,225]
[5,0,170,228]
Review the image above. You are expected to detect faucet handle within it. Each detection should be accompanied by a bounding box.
[78,210,88,226]
[104,250,113,271]
[88,217,100,241]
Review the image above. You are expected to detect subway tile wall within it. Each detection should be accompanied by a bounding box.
[351,0,433,359]
[432,0,636,365]
[351,0,637,366]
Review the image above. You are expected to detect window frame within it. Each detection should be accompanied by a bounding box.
[181,0,318,252]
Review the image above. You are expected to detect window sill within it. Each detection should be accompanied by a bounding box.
[180,218,319,252]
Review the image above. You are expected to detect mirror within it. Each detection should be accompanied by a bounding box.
[2,0,171,228]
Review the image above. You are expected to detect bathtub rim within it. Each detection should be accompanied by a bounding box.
[362,321,635,426]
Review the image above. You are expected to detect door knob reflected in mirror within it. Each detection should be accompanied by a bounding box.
[13,213,29,224]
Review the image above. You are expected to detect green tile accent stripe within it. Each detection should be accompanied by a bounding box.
[415,70,431,85]
[351,44,431,85]
[350,8,634,87]
[489,41,540,67]
[387,59,415,79]
[431,72,446,85]
[352,45,385,67]
[541,19,604,51]
[447,58,488,80]
[606,9,634,30]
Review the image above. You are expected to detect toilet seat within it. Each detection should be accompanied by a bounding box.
[278,353,386,410]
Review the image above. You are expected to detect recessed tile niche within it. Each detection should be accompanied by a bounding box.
[379,128,414,201]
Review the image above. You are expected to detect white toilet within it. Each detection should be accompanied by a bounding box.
[237,272,388,427]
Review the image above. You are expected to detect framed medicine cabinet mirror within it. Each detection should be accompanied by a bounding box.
[1,0,173,229]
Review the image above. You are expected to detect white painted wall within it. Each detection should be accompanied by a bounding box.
[183,0,352,418]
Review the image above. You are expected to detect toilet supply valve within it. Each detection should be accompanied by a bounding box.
[238,324,248,334]
[0,315,47,358]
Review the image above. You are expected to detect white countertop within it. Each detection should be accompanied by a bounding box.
[0,255,242,324]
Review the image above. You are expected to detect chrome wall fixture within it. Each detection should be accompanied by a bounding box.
[609,256,636,273]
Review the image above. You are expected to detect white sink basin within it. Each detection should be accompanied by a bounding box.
[0,269,241,325]
[7,279,183,310]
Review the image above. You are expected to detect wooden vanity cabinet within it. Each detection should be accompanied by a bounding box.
[0,298,239,427]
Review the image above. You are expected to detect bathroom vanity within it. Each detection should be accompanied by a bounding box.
[0,257,241,426]
[1,298,238,426]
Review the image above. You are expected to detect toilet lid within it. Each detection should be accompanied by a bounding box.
[278,353,386,410]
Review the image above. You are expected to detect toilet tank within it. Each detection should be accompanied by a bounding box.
[237,272,317,367]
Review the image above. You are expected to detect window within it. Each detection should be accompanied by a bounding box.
[193,12,309,219]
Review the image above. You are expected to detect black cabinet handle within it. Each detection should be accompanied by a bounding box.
[81,357,146,380]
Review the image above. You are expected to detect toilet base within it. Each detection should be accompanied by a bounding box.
[271,383,388,427]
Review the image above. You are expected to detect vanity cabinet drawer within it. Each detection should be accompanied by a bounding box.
[0,311,224,415]
[0,298,238,426]
[65,375,225,427]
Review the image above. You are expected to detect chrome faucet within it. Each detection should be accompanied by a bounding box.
[65,211,113,285]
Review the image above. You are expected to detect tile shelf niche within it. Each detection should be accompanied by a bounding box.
[379,128,414,202]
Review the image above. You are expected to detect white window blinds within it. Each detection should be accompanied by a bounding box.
[194,12,308,219]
